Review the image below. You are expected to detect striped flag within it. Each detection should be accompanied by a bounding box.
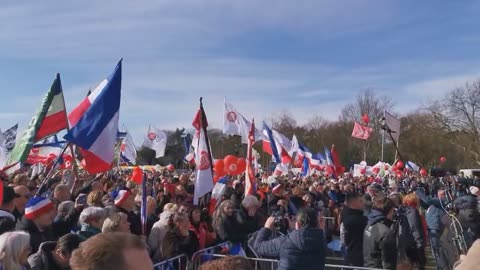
[8,74,68,164]
[64,60,122,174]
[245,118,256,196]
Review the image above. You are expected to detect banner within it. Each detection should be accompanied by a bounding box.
[351,121,373,140]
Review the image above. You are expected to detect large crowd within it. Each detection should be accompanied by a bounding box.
[0,167,479,270]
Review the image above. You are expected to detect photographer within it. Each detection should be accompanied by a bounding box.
[253,208,326,270]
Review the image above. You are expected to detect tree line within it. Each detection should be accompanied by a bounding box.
[137,80,480,170]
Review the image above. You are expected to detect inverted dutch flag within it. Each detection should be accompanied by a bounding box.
[262,122,280,162]
[406,161,420,172]
[64,60,122,174]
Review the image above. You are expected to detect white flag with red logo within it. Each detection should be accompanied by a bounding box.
[142,125,167,158]
[192,100,214,205]
[351,121,373,140]
[223,98,264,143]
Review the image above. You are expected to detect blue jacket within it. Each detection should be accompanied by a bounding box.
[415,190,446,232]
[254,227,326,270]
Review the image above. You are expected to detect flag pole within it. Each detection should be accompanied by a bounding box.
[363,139,367,162]
[198,97,213,207]
[35,142,70,197]
[381,112,385,162]
[140,172,147,236]
[57,73,79,194]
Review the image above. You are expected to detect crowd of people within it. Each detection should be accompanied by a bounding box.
[0,166,479,270]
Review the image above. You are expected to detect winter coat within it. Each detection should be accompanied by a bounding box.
[148,212,173,263]
[27,241,63,270]
[253,227,326,270]
[363,209,395,269]
[0,209,16,235]
[415,190,446,232]
[341,207,368,266]
[16,217,58,254]
[405,206,426,250]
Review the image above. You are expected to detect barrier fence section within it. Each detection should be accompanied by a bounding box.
[153,254,188,270]
[191,242,232,270]
[200,254,386,270]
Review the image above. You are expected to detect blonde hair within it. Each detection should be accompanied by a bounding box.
[163,203,178,212]
[102,212,128,233]
[87,191,104,207]
[0,231,30,270]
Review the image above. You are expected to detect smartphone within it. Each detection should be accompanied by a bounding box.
[77,193,87,205]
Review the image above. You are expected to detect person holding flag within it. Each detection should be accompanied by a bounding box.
[192,98,214,205]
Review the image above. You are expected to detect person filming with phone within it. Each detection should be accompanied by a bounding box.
[253,208,326,270]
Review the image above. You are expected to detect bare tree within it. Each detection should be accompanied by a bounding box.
[340,88,394,125]
[429,80,480,165]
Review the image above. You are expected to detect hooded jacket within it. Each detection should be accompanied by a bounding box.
[363,209,395,269]
[254,227,326,270]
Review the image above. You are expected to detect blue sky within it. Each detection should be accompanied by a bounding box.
[2,1,480,143]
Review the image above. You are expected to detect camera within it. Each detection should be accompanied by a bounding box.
[271,208,288,234]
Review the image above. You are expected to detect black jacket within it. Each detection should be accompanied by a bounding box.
[254,227,326,270]
[27,241,63,270]
[341,207,367,266]
[363,209,395,269]
[405,206,425,250]
[17,218,58,254]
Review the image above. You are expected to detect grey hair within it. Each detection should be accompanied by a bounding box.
[0,231,30,270]
[57,201,75,214]
[79,207,107,226]
[241,195,259,209]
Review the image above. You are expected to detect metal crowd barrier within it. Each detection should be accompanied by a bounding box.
[190,242,232,270]
[153,253,189,270]
[201,254,386,270]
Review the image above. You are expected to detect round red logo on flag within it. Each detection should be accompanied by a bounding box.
[148,133,157,140]
[226,112,237,122]
[198,151,211,170]
[31,148,39,154]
